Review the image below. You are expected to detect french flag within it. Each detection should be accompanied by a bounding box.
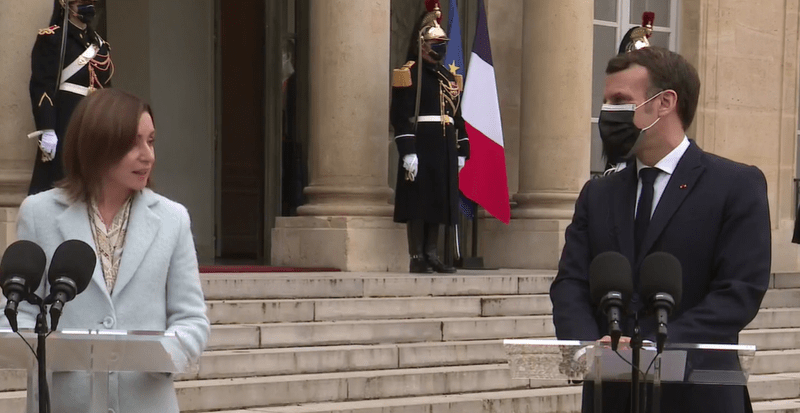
[459,0,511,224]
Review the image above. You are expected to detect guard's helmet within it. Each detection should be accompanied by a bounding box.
[618,12,654,54]
[419,6,449,44]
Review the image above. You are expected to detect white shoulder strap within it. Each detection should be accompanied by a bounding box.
[60,44,99,84]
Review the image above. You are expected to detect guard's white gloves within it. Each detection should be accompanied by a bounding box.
[29,130,58,162]
[458,156,466,172]
[403,154,419,181]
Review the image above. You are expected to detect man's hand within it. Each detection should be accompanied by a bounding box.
[403,154,419,181]
[599,335,631,346]
[458,156,466,172]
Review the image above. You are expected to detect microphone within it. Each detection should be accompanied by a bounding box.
[0,240,47,332]
[46,240,96,332]
[640,252,682,354]
[589,251,633,351]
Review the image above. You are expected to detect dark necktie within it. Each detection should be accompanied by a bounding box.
[635,167,660,260]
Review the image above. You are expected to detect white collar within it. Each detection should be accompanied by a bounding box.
[636,136,690,176]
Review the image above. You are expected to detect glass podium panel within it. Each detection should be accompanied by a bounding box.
[0,328,194,413]
[504,339,755,385]
[0,328,191,373]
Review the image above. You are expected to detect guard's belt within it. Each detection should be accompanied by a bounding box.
[412,115,452,124]
[59,82,92,96]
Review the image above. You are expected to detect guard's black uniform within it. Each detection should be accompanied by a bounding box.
[391,60,469,225]
[28,21,113,195]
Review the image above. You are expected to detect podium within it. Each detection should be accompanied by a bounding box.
[504,339,756,412]
[0,328,194,413]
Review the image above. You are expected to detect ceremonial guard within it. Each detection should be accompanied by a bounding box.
[28,0,114,195]
[391,6,470,274]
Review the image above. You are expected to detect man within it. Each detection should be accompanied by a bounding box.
[550,47,771,412]
[390,6,470,273]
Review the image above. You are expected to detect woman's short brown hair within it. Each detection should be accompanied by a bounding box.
[58,88,153,203]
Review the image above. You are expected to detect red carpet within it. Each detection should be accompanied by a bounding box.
[199,265,340,273]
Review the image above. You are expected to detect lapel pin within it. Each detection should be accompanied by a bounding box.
[679,184,688,189]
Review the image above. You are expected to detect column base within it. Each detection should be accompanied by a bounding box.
[480,217,570,270]
[0,208,18,256]
[272,216,408,272]
[0,169,31,207]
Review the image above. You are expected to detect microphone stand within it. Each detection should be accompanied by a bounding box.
[28,295,50,413]
[630,316,642,413]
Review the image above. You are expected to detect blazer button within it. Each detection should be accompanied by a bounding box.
[630,293,640,304]
[102,316,114,328]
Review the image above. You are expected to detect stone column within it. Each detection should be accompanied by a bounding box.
[681,0,800,271]
[480,0,593,269]
[0,2,51,255]
[272,0,405,271]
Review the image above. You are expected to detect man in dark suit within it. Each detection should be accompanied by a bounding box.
[549,47,771,412]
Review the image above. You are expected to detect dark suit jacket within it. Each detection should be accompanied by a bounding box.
[550,142,771,413]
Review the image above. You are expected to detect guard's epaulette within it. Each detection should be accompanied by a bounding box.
[38,25,60,36]
[392,60,415,88]
[454,74,463,92]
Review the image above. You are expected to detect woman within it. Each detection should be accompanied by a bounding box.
[15,88,209,413]
[29,0,114,195]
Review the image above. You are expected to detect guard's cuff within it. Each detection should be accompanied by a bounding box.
[27,129,55,140]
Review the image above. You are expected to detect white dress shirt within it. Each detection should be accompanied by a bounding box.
[635,136,690,218]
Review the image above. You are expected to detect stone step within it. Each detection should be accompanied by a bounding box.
[753,350,800,375]
[748,373,800,401]
[200,272,556,300]
[761,289,800,308]
[208,316,555,350]
[207,317,799,352]
[174,364,562,412]
[199,271,800,302]
[753,398,800,413]
[0,341,792,391]
[180,340,506,380]
[772,273,800,289]
[205,294,800,329]
[741,328,800,350]
[191,387,583,413]
[190,341,800,381]
[748,308,800,329]
[207,295,552,324]
[0,391,25,413]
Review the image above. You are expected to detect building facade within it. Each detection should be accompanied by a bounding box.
[1,0,798,272]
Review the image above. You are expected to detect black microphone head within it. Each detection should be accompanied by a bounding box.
[0,240,46,294]
[640,252,682,307]
[589,251,633,305]
[47,240,96,295]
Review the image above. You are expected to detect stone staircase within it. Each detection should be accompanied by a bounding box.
[0,270,799,412]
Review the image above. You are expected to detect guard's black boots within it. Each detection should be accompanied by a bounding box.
[408,220,433,273]
[424,223,456,273]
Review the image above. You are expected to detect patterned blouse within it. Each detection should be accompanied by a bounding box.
[88,197,133,294]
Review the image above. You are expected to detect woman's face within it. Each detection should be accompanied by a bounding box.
[104,112,155,196]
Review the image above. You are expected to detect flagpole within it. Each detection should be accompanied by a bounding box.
[458,201,485,269]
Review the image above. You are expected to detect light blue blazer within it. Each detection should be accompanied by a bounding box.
[12,188,210,413]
